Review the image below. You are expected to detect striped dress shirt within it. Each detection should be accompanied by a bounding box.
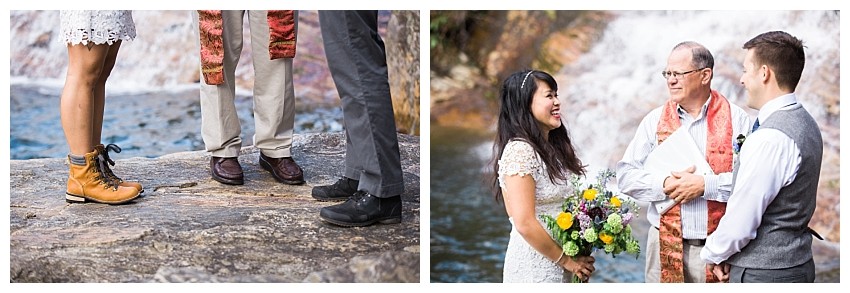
[616,95,751,239]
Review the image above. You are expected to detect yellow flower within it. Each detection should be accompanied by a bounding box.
[556,212,573,230]
[610,196,622,208]
[599,232,614,244]
[582,188,597,200]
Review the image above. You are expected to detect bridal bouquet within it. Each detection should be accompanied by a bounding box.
[540,169,641,282]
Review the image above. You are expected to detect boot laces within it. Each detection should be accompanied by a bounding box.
[100,144,125,183]
[93,151,121,190]
[334,178,349,189]
[351,190,371,204]
[332,178,358,195]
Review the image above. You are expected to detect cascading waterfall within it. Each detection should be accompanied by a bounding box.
[556,11,838,175]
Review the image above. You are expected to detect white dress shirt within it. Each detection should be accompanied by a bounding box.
[700,93,803,264]
[616,95,751,239]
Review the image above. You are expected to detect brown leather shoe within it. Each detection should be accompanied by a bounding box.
[210,156,244,185]
[259,153,305,185]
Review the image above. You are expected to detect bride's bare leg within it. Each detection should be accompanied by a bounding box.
[60,43,110,155]
[91,40,122,145]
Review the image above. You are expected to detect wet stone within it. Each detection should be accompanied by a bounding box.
[9,132,420,283]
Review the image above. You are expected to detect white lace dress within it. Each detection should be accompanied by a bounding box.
[498,140,574,283]
[59,10,135,45]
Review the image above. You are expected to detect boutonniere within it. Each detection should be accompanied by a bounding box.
[733,134,746,155]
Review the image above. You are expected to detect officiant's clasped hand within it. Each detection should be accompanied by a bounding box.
[663,165,704,204]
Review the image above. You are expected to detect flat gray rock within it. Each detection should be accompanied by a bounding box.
[10,132,420,283]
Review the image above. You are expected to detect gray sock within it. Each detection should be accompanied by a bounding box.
[68,154,86,166]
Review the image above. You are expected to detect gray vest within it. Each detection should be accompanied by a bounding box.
[727,105,823,269]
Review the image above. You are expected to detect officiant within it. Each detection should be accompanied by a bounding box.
[615,41,751,283]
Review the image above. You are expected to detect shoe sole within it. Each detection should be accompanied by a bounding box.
[259,158,305,185]
[319,215,402,227]
[65,192,140,205]
[211,172,244,185]
[311,194,349,202]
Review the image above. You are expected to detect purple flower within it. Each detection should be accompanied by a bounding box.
[588,207,605,221]
[578,214,592,230]
[622,213,633,225]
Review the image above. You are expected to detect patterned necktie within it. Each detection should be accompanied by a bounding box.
[751,118,760,133]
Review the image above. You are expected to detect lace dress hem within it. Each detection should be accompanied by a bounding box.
[59,10,136,46]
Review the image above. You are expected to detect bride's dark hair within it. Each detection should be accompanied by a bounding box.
[492,70,585,201]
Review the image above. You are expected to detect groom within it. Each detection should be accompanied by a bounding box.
[311,11,405,227]
[700,31,822,283]
[616,41,750,283]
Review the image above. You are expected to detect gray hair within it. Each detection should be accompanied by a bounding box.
[673,41,715,70]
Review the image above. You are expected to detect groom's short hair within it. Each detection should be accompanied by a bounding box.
[743,31,805,92]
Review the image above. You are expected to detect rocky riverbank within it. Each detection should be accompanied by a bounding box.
[10,132,420,282]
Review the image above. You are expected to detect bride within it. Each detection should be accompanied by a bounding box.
[59,10,142,204]
[493,70,595,282]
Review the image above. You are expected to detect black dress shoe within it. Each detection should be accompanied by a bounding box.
[311,177,359,201]
[319,191,402,227]
[259,153,305,185]
[210,156,244,185]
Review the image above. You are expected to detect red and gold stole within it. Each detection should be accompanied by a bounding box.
[656,90,732,283]
[198,10,297,85]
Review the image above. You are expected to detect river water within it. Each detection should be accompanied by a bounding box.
[9,83,342,160]
[9,10,349,160]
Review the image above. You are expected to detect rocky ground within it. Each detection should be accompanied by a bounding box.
[9,132,420,283]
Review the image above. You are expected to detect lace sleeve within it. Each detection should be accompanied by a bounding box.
[498,140,541,189]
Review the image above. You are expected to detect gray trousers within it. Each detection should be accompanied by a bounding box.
[194,10,297,158]
[729,258,815,283]
[318,11,404,197]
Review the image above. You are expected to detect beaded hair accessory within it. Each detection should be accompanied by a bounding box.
[520,70,534,89]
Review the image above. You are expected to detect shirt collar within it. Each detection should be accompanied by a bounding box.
[676,94,712,120]
[757,93,798,123]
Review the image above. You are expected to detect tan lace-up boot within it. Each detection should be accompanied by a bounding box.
[95,144,143,193]
[65,149,140,204]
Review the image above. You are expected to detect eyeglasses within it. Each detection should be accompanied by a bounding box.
[661,68,705,79]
